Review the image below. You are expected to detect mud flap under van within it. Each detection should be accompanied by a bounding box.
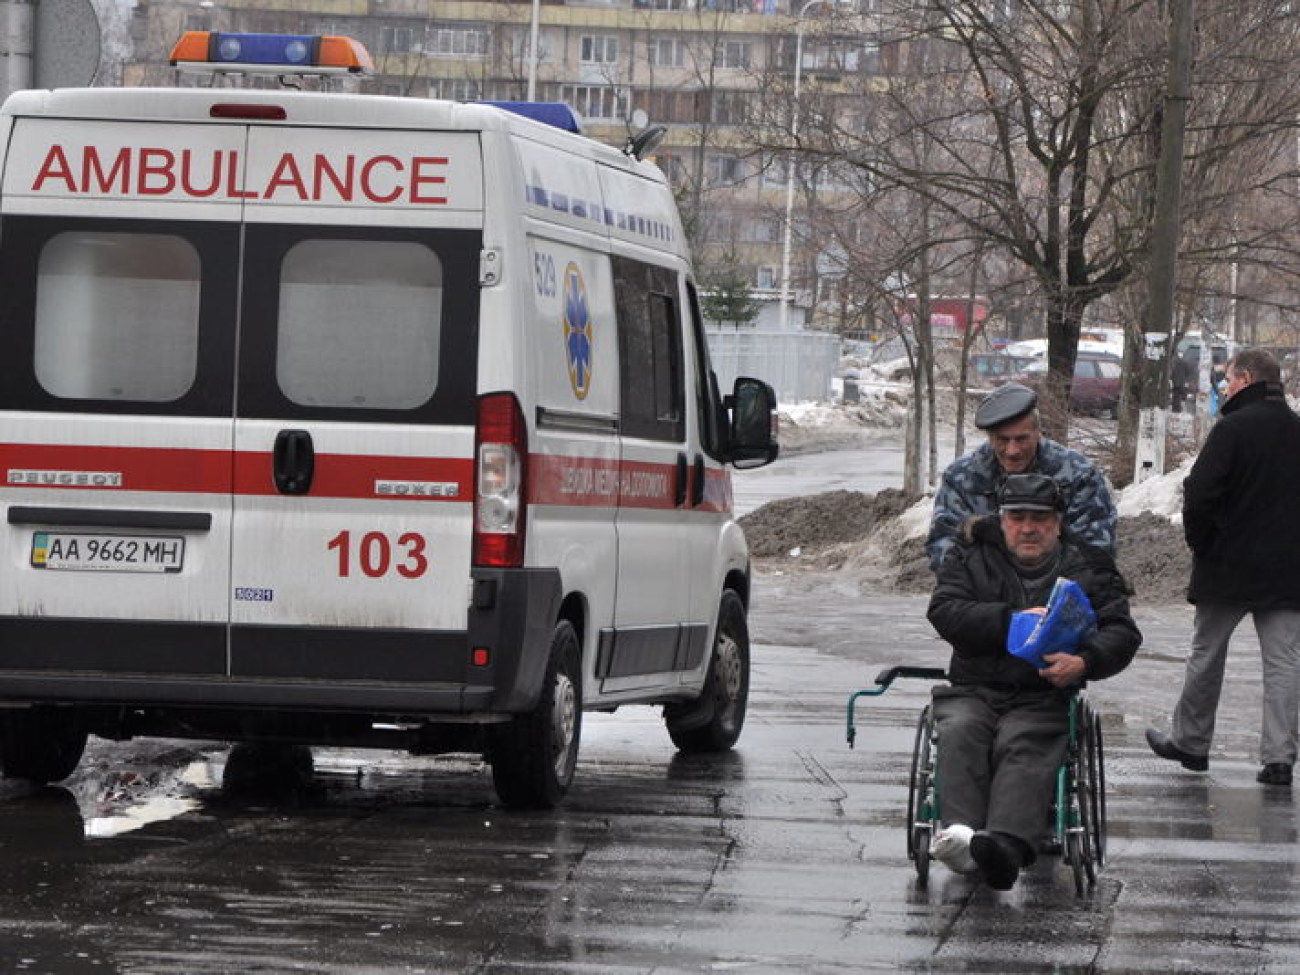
[466,567,564,712]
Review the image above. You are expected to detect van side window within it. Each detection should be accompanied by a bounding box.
[276,240,442,410]
[613,257,684,442]
[687,281,727,459]
[34,232,200,402]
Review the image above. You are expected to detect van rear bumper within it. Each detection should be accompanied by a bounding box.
[0,566,563,718]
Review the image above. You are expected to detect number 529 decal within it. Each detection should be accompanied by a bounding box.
[327,530,428,579]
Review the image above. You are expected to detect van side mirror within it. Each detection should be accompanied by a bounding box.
[726,377,779,469]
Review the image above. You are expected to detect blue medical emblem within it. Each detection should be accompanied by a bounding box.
[563,263,593,399]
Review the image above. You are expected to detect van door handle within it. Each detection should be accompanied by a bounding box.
[692,454,706,507]
[273,429,315,495]
[674,452,688,507]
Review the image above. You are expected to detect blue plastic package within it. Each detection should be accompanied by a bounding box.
[1006,578,1097,669]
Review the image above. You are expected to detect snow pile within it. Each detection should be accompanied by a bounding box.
[1116,458,1190,523]
[777,387,908,454]
[897,495,934,541]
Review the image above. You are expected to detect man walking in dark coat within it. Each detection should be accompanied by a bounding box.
[1147,348,1300,786]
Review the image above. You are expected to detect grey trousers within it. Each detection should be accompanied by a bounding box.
[932,684,1070,852]
[1171,604,1300,766]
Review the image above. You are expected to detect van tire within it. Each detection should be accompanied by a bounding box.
[489,620,582,810]
[666,590,749,753]
[0,709,88,784]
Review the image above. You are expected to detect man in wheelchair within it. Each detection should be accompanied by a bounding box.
[925,473,1141,890]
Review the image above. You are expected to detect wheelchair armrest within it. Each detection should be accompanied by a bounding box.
[872,666,948,687]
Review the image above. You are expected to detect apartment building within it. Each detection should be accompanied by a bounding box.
[122,0,897,325]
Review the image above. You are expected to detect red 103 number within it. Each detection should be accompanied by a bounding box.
[327,530,428,578]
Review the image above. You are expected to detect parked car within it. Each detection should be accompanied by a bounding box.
[1013,351,1124,417]
[970,352,1040,386]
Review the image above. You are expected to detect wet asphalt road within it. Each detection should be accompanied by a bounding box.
[1,570,1298,973]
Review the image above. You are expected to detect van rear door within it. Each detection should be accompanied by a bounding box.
[0,118,243,676]
[226,126,484,685]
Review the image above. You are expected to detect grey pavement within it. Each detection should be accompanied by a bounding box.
[746,571,1299,972]
[0,572,1292,972]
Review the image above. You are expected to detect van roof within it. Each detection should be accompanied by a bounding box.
[0,88,653,175]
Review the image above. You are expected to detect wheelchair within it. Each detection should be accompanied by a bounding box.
[847,666,1106,895]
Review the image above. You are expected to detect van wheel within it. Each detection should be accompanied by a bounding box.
[489,621,582,810]
[666,590,750,753]
[0,709,88,784]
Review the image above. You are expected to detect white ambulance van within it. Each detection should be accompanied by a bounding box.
[0,33,778,808]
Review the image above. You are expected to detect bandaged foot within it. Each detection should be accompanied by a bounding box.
[930,824,979,874]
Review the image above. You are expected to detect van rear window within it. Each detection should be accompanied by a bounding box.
[34,232,200,402]
[276,240,442,410]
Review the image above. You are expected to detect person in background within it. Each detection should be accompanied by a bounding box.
[926,383,1117,572]
[1171,353,1195,413]
[926,474,1141,890]
[1147,348,1300,787]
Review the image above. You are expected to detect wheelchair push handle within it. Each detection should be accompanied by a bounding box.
[846,666,947,748]
[874,666,947,688]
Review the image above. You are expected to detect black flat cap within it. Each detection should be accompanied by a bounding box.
[999,473,1064,512]
[975,382,1038,429]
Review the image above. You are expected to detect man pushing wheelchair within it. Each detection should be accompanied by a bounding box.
[925,473,1141,890]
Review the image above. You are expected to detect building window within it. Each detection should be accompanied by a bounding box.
[580,35,619,64]
[653,152,689,186]
[430,78,482,101]
[648,37,687,68]
[718,41,751,69]
[709,90,747,125]
[643,89,695,124]
[560,85,628,121]
[429,27,490,57]
[380,25,419,54]
[740,218,779,244]
[483,80,526,101]
[757,266,776,290]
[761,154,792,187]
[706,154,744,187]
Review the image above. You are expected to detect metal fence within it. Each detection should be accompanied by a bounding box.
[706,329,840,405]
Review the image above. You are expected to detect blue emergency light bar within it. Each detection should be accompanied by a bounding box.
[170,31,375,75]
[481,102,584,134]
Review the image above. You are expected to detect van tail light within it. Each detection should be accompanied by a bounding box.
[473,392,528,568]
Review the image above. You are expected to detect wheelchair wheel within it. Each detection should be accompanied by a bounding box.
[1074,756,1098,889]
[1084,704,1107,866]
[1066,828,1089,896]
[906,704,935,886]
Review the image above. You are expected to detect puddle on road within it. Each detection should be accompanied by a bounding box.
[80,758,218,838]
[84,795,202,837]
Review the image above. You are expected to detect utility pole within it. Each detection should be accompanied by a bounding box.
[1135,0,1194,484]
[0,0,101,103]
[0,0,35,99]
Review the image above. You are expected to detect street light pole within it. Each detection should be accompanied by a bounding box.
[527,0,541,101]
[776,5,812,332]
[778,0,848,332]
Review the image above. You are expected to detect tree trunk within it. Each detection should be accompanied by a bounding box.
[1041,293,1085,444]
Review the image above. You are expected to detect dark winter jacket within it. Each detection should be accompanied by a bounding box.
[926,438,1116,571]
[1184,381,1300,608]
[927,516,1141,689]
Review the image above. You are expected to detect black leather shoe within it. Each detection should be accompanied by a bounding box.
[969,830,1024,891]
[1257,763,1293,786]
[1145,727,1209,772]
